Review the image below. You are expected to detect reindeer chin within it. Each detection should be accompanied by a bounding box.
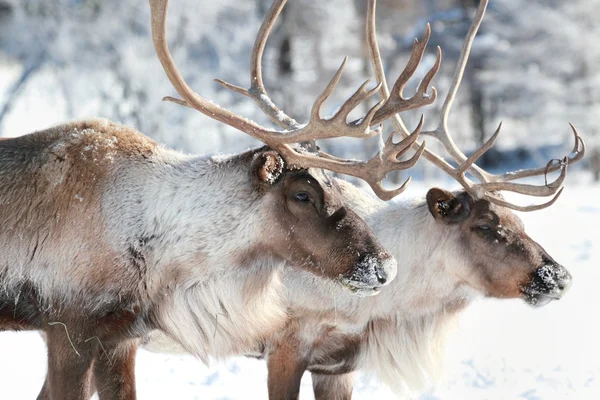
[339,279,383,297]
[522,293,555,308]
[348,287,382,297]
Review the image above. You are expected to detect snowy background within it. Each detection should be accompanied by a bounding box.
[1,0,599,399]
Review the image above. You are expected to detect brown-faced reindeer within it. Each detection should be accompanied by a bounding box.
[0,0,445,398]
[144,0,585,399]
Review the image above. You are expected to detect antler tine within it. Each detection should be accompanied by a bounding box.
[215,0,303,129]
[448,122,503,198]
[216,0,387,140]
[307,59,383,134]
[366,0,457,179]
[151,0,387,142]
[456,122,502,178]
[369,24,441,125]
[493,124,585,182]
[483,187,565,213]
[419,0,491,183]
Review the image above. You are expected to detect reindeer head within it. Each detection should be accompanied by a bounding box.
[251,150,396,296]
[426,188,571,306]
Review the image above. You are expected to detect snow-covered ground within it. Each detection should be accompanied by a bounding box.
[0,181,598,400]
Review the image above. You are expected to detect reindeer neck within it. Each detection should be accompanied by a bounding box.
[360,198,471,319]
[110,148,287,358]
[357,198,476,395]
[360,304,460,396]
[105,147,279,282]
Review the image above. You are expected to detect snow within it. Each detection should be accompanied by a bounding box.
[1,183,599,399]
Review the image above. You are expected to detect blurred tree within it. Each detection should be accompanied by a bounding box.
[0,1,12,19]
[474,0,599,176]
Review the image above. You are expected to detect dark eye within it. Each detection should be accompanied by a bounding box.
[478,225,491,231]
[294,192,310,202]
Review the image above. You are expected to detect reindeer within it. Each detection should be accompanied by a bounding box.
[0,0,446,398]
[142,1,585,399]
[259,1,584,398]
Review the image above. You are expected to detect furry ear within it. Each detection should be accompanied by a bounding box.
[426,188,471,224]
[251,151,285,187]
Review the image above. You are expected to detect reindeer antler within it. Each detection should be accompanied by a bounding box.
[211,0,444,199]
[150,0,432,199]
[365,0,585,211]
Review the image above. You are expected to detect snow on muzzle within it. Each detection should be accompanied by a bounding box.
[521,263,572,307]
[340,253,397,297]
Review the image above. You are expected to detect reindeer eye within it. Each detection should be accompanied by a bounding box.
[294,192,310,202]
[478,225,491,231]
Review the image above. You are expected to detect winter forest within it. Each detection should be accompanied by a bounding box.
[0,0,599,399]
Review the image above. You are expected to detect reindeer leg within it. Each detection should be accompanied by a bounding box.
[44,326,95,400]
[312,372,355,400]
[93,339,139,400]
[38,370,97,400]
[266,340,308,400]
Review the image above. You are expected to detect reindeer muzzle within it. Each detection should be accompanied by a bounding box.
[340,254,397,297]
[522,264,572,307]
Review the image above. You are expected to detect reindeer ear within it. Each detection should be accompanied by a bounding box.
[251,151,285,187]
[426,188,471,224]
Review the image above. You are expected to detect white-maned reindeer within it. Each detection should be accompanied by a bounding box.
[0,0,446,398]
[144,1,585,399]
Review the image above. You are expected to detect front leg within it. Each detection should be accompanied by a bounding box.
[311,372,355,400]
[266,338,309,400]
[93,339,139,400]
[44,325,95,400]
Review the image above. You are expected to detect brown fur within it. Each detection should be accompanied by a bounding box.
[266,322,308,400]
[452,193,550,299]
[312,373,355,400]
[93,340,139,400]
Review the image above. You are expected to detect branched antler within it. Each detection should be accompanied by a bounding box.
[365,0,585,211]
[212,0,443,199]
[149,0,433,200]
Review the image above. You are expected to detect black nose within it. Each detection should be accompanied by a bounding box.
[349,254,396,288]
[532,264,572,298]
